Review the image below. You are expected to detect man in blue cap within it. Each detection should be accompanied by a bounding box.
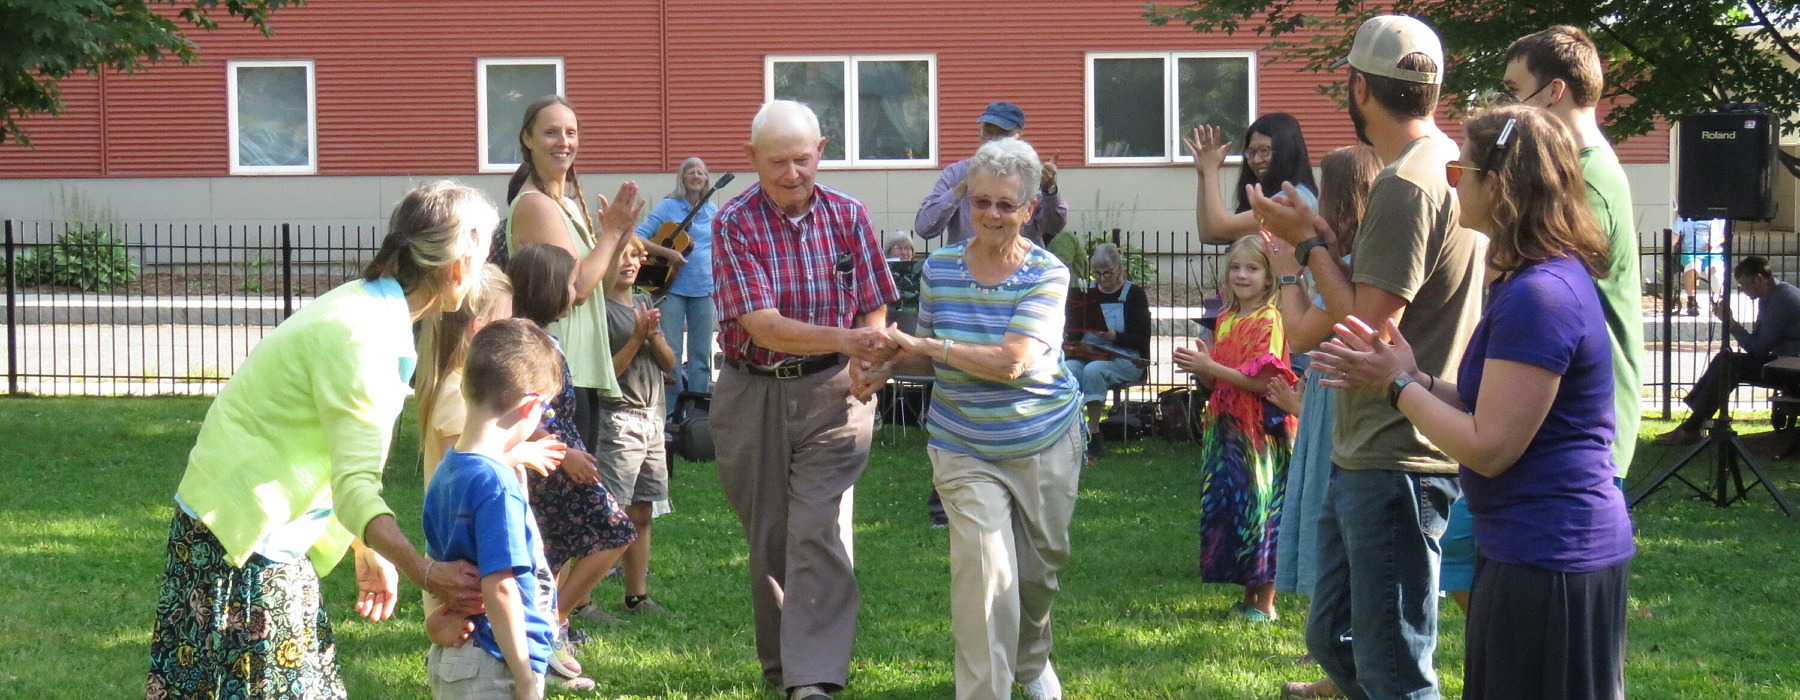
[915,101,1068,246]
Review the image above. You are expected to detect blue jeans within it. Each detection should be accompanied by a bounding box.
[1063,357,1143,404]
[659,292,715,410]
[1305,465,1461,700]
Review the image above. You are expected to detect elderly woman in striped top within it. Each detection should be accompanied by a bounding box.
[880,136,1081,700]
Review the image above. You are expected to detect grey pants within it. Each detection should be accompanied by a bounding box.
[714,362,874,691]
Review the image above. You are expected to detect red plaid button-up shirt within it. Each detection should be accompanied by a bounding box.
[713,183,899,366]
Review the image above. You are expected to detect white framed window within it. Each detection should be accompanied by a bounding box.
[766,54,937,168]
[228,60,316,175]
[1085,51,1256,165]
[478,58,565,173]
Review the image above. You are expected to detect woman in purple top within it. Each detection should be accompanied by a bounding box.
[1311,105,1633,700]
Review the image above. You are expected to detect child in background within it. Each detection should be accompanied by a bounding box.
[505,243,638,635]
[597,238,677,614]
[421,319,565,700]
[1173,234,1299,622]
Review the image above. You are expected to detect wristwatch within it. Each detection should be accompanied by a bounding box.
[1294,237,1328,267]
[1042,184,1059,196]
[1388,374,1417,408]
[1278,275,1301,287]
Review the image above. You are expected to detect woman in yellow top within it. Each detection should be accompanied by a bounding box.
[147,181,496,699]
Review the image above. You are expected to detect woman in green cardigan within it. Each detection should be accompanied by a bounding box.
[146,181,496,699]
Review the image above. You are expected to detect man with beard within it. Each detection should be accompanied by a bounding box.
[1251,15,1485,700]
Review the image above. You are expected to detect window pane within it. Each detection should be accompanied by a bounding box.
[486,64,559,166]
[1093,58,1165,158]
[1177,57,1251,156]
[857,60,929,160]
[236,66,309,167]
[773,61,846,161]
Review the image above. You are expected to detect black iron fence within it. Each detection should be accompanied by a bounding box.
[3,218,1795,423]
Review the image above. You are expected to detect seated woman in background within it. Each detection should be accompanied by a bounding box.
[1061,242,1150,457]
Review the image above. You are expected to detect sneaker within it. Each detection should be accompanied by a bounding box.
[928,512,949,529]
[548,673,597,692]
[1281,678,1346,698]
[1020,662,1063,700]
[548,645,584,679]
[1230,601,1278,622]
[571,603,627,625]
[622,597,672,616]
[788,685,832,700]
[562,624,592,647]
[1684,298,1701,316]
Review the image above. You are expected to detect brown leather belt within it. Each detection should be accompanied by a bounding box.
[725,354,844,380]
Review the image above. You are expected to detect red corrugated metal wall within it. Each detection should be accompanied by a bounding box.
[0,0,1668,179]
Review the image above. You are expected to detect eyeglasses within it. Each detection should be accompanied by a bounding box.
[1496,81,1551,106]
[1445,162,1482,187]
[1445,117,1519,187]
[1243,146,1274,160]
[1093,267,1120,278]
[970,196,1024,215]
[523,393,557,430]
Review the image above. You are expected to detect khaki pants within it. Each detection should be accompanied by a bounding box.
[714,362,874,691]
[930,422,1083,700]
[426,643,543,700]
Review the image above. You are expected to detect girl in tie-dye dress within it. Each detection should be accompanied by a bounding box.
[1173,234,1298,622]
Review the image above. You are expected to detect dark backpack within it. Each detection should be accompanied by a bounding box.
[1156,387,1207,443]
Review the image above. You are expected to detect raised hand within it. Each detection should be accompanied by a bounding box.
[1260,229,1304,279]
[1308,316,1414,394]
[1171,336,1216,376]
[1183,125,1231,175]
[595,181,646,237]
[508,434,566,479]
[1041,152,1061,190]
[634,301,663,338]
[1248,181,1334,247]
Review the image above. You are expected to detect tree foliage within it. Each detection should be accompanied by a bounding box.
[1144,0,1800,139]
[0,0,299,145]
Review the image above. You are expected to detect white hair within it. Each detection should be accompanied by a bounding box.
[883,231,915,256]
[1089,242,1124,271]
[966,137,1043,203]
[750,100,822,146]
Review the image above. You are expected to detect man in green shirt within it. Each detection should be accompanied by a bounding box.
[1502,26,1644,482]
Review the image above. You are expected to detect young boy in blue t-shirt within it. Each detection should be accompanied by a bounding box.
[423,319,564,700]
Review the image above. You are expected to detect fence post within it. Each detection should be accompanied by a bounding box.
[5,220,16,395]
[282,223,294,320]
[1661,226,1674,419]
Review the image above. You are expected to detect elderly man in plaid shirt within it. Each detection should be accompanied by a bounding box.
[711,99,900,700]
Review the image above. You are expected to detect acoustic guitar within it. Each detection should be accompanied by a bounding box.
[639,172,734,292]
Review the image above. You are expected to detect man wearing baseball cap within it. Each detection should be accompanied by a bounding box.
[1251,15,1484,700]
[915,101,1068,246]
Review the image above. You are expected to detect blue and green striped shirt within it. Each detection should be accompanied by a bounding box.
[918,242,1080,459]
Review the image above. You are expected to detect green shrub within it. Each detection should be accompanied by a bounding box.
[15,227,140,291]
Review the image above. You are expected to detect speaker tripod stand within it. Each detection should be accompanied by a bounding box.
[1630,221,1796,517]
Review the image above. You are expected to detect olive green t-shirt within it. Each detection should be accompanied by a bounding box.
[1580,145,1644,479]
[1334,135,1487,474]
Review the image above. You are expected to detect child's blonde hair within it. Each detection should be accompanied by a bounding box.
[1221,234,1277,314]
[604,235,649,289]
[415,264,513,445]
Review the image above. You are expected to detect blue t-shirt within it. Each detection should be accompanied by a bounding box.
[422,451,555,673]
[1456,255,1634,573]
[916,242,1081,459]
[635,197,716,297]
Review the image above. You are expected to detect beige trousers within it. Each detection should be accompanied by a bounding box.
[930,422,1083,700]
[714,362,874,691]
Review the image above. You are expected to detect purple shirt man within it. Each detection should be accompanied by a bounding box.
[915,101,1069,246]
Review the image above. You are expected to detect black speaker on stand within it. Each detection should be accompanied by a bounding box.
[1631,109,1794,517]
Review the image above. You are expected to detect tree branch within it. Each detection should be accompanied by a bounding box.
[1746,0,1800,65]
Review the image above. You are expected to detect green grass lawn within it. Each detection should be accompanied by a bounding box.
[2,397,1798,698]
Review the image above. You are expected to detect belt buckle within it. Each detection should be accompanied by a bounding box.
[774,362,803,380]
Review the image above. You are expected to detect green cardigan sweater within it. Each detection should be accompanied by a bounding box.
[176,278,415,575]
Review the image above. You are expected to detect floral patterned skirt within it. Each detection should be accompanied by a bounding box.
[528,468,637,568]
[146,511,345,700]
